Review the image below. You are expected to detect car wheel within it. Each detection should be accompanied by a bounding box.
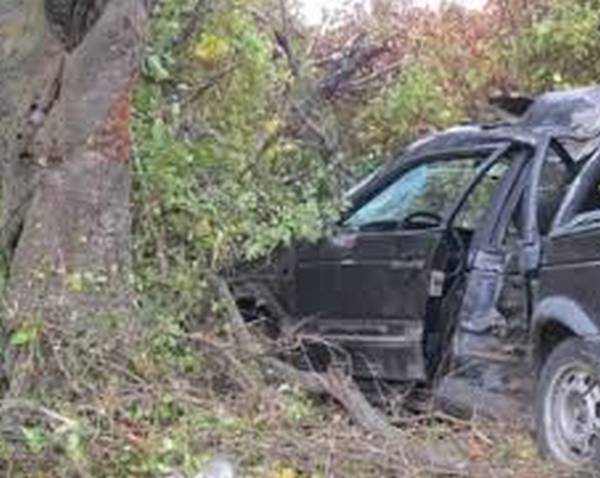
[535,337,600,466]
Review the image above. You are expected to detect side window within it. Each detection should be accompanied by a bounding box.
[559,155,600,230]
[453,158,511,230]
[344,155,487,230]
[572,179,600,217]
[537,149,573,235]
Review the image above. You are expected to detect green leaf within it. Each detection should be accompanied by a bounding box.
[22,427,46,454]
[66,272,83,292]
[10,328,37,346]
[146,54,170,81]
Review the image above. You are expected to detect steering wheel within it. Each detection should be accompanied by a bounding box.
[401,210,443,229]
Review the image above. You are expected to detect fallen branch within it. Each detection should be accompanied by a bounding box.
[346,58,408,92]
[0,399,78,428]
[213,276,469,474]
[317,43,389,100]
[188,331,262,394]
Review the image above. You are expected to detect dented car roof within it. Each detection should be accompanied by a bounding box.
[351,86,600,201]
[506,85,600,160]
[413,86,600,160]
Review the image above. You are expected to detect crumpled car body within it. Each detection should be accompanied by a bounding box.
[229,86,600,466]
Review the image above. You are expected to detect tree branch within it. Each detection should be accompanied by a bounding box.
[214,276,469,474]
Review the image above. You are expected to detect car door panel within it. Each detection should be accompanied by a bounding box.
[297,230,440,321]
[295,146,522,382]
[540,227,600,319]
[536,151,600,334]
[296,229,441,380]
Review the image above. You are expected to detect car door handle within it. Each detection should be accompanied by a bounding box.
[340,259,356,266]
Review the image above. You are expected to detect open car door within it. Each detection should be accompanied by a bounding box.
[294,144,522,382]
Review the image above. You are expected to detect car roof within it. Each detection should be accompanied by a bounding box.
[406,86,600,160]
[402,125,506,158]
[349,86,600,201]
[495,85,600,160]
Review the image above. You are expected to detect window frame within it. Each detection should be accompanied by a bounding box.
[339,143,513,232]
[550,147,600,238]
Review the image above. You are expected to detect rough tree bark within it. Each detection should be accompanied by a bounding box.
[0,0,149,394]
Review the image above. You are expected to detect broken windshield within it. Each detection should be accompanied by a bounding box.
[344,151,499,231]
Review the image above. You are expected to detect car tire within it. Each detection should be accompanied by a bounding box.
[535,337,600,467]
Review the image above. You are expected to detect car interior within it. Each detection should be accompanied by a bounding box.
[556,147,600,229]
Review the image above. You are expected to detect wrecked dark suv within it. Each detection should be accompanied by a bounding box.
[230,87,600,466]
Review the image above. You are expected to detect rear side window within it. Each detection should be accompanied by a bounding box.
[556,152,600,230]
[572,178,600,217]
[538,149,573,235]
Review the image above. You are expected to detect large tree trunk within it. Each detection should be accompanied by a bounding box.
[0,0,148,395]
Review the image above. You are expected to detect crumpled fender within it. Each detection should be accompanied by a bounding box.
[531,296,600,370]
[532,296,600,338]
